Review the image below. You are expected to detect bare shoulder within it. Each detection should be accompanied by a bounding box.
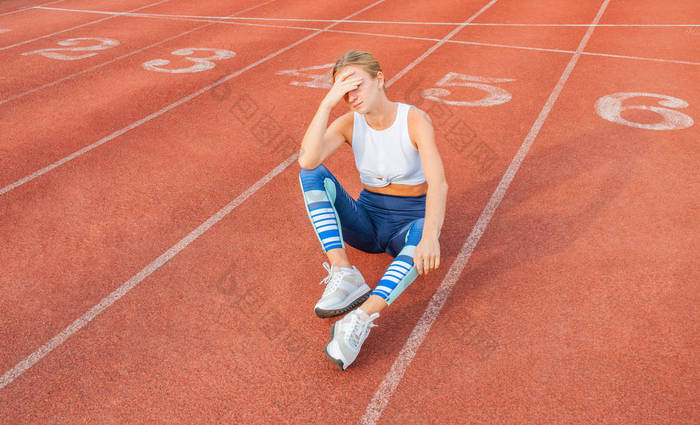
[333,110,354,146]
[408,105,433,125]
[407,105,434,149]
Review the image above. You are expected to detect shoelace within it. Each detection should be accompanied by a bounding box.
[344,311,379,351]
[320,262,345,296]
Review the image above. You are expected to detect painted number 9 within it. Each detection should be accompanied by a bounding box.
[143,48,236,73]
[595,92,694,130]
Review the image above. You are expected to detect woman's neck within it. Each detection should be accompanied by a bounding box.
[364,98,397,130]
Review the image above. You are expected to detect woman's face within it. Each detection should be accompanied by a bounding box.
[338,65,382,114]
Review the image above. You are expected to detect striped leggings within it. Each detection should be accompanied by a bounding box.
[299,165,427,306]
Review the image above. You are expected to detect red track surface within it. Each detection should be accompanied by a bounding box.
[1,0,698,423]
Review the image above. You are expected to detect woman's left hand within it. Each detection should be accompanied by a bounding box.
[413,236,440,276]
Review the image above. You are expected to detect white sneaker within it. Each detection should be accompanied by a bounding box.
[325,308,379,370]
[314,262,371,318]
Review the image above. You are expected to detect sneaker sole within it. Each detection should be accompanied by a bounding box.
[324,323,346,371]
[315,288,371,319]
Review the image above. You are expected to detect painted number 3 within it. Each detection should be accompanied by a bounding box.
[595,92,694,130]
[142,48,236,73]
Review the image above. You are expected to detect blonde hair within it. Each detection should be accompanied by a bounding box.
[331,50,386,92]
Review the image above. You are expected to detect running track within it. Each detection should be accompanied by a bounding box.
[0,0,698,423]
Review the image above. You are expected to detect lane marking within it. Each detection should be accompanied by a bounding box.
[387,0,498,86]
[0,0,498,395]
[0,155,299,390]
[0,29,11,34]
[422,72,515,107]
[595,92,694,130]
[0,0,382,196]
[0,0,170,51]
[0,0,62,18]
[2,0,696,190]
[23,9,699,68]
[449,38,700,66]
[22,37,120,60]
[0,0,387,390]
[359,0,613,424]
[0,0,275,106]
[32,7,700,28]
[209,21,700,67]
[577,50,700,66]
[141,47,237,73]
[0,0,689,402]
[214,19,700,67]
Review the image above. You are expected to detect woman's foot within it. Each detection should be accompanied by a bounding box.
[314,262,371,318]
[324,308,379,370]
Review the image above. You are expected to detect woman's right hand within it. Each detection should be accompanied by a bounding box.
[322,69,363,108]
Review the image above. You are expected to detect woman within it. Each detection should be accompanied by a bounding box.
[298,50,448,370]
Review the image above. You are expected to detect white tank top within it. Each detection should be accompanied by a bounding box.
[351,102,426,188]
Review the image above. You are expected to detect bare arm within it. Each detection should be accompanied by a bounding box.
[298,106,351,169]
[298,70,361,169]
[408,107,448,275]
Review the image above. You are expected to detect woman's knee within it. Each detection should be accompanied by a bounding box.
[299,164,330,179]
[405,218,424,246]
[299,164,336,194]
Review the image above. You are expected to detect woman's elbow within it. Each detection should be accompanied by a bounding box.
[428,180,448,192]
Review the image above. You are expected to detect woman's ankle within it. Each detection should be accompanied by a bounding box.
[327,248,352,268]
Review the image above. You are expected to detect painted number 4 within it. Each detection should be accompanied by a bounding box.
[276,63,334,88]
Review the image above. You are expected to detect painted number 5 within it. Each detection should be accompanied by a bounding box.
[142,48,236,73]
[422,72,515,107]
[595,92,694,130]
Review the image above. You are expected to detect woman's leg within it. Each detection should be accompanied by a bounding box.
[324,218,425,370]
[300,165,385,318]
[299,165,382,262]
[359,218,425,314]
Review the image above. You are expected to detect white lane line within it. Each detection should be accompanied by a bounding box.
[173,16,700,67]
[31,7,700,27]
[0,0,382,197]
[0,0,170,51]
[0,0,62,17]
[388,0,498,86]
[358,0,613,424]
[192,18,700,67]
[0,29,11,34]
[578,49,700,66]
[0,0,386,390]
[0,0,276,106]
[0,154,299,391]
[24,9,697,68]
[449,39,700,66]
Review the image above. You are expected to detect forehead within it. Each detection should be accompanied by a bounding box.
[339,64,371,78]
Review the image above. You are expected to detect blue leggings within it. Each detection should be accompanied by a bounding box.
[299,165,426,306]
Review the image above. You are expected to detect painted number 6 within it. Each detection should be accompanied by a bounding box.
[143,48,236,73]
[422,72,515,107]
[595,92,694,130]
